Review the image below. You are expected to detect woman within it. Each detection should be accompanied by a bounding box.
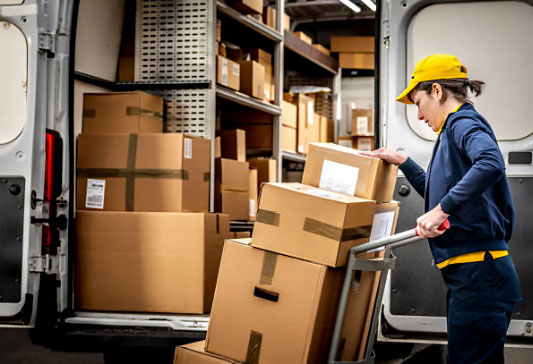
[364,54,522,364]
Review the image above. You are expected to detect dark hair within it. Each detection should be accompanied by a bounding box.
[408,78,485,104]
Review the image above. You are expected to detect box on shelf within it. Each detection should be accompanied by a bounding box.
[320,116,334,143]
[206,239,345,364]
[282,100,298,129]
[302,143,398,203]
[117,57,134,82]
[82,92,163,134]
[218,42,227,57]
[76,133,210,212]
[247,158,277,192]
[215,158,250,221]
[352,109,374,136]
[75,211,231,314]
[217,129,246,162]
[294,93,315,154]
[294,31,312,44]
[221,109,273,149]
[282,125,297,153]
[237,60,264,99]
[229,0,262,15]
[215,136,221,159]
[354,136,375,151]
[250,48,274,102]
[313,44,330,55]
[263,6,276,29]
[252,183,376,267]
[216,55,240,91]
[337,136,356,148]
[174,341,239,364]
[339,53,374,70]
[249,167,258,221]
[330,36,375,53]
[231,231,251,239]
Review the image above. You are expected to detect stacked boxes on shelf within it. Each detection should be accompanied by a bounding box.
[175,143,399,363]
[76,91,231,315]
[330,36,375,70]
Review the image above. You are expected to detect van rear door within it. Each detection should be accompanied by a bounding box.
[0,0,73,327]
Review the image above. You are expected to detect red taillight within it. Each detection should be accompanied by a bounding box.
[43,130,62,250]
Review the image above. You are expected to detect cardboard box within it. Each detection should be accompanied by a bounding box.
[215,136,221,159]
[238,61,264,99]
[216,19,221,42]
[294,31,312,44]
[215,158,250,221]
[337,136,356,148]
[309,112,321,145]
[252,183,376,267]
[206,239,345,364]
[263,6,276,29]
[221,109,273,149]
[226,47,243,62]
[282,125,297,153]
[313,44,330,55]
[229,0,262,15]
[352,109,374,136]
[302,143,398,203]
[217,55,240,91]
[282,170,303,183]
[77,133,210,212]
[330,36,375,53]
[75,211,231,314]
[354,136,375,151]
[174,341,239,364]
[217,129,246,162]
[117,57,134,82]
[320,116,334,143]
[282,100,298,128]
[295,94,315,154]
[247,158,277,191]
[339,53,374,70]
[231,231,251,239]
[250,49,273,102]
[284,13,291,31]
[249,168,258,221]
[82,92,163,134]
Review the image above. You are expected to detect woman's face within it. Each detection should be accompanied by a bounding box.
[411,86,447,133]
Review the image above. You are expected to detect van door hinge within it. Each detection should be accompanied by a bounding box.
[29,254,58,274]
[38,32,55,55]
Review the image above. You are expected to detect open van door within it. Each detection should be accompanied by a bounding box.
[380,0,533,341]
[0,0,74,327]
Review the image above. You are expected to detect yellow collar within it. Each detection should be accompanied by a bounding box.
[437,103,463,135]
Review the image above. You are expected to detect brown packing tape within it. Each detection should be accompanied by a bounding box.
[246,330,262,364]
[125,134,138,211]
[219,185,249,193]
[255,209,280,226]
[77,168,189,179]
[83,109,96,118]
[259,251,277,285]
[303,218,372,242]
[126,106,163,120]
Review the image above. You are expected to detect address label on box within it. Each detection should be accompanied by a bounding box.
[368,211,396,252]
[86,179,105,209]
[356,116,369,135]
[319,159,359,196]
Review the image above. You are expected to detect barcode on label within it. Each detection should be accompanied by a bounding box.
[86,179,105,209]
[184,138,192,159]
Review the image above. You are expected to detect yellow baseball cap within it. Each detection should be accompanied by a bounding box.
[396,54,468,104]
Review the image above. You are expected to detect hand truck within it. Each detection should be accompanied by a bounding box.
[327,220,450,364]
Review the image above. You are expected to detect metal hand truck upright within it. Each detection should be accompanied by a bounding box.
[327,220,450,364]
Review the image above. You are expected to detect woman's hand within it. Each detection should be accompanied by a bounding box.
[360,147,408,166]
[416,204,450,238]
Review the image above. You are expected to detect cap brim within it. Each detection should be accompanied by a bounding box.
[396,82,416,104]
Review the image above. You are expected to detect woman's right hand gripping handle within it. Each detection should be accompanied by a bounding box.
[360,147,408,166]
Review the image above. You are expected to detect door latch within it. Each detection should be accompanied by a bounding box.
[29,254,58,275]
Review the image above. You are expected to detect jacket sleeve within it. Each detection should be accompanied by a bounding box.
[399,157,426,198]
[440,118,506,214]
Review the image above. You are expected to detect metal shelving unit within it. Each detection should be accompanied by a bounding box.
[216,86,281,115]
[281,150,307,163]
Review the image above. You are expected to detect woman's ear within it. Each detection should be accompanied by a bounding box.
[432,83,443,100]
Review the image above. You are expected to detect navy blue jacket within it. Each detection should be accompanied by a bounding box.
[399,103,515,264]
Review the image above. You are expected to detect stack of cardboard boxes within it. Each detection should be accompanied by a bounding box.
[174,143,400,363]
[338,108,374,151]
[75,91,231,315]
[330,36,375,70]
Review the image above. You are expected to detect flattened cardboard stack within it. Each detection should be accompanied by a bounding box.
[176,143,399,363]
[76,91,231,315]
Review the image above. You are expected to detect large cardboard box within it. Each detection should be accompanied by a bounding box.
[82,92,163,134]
[206,239,345,364]
[75,211,231,314]
[217,55,240,91]
[250,49,273,102]
[247,158,277,191]
[229,0,262,15]
[302,143,398,203]
[217,129,246,162]
[249,168,258,221]
[77,133,210,212]
[330,36,375,53]
[215,158,250,221]
[174,341,238,364]
[339,53,374,70]
[352,109,374,136]
[237,60,264,99]
[252,183,376,267]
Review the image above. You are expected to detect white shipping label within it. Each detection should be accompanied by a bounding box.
[86,179,105,209]
[264,90,270,100]
[356,116,369,135]
[338,140,353,148]
[221,59,228,85]
[298,145,304,153]
[307,101,314,125]
[249,199,256,217]
[319,160,359,196]
[357,138,372,151]
[232,64,239,76]
[368,211,396,252]
[184,138,192,159]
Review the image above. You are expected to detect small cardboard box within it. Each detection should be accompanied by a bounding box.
[249,167,258,221]
[352,109,374,136]
[330,36,375,53]
[339,53,374,70]
[247,158,277,191]
[250,49,273,101]
[217,55,240,91]
[263,6,276,29]
[206,239,345,364]
[77,133,210,212]
[294,31,312,44]
[320,116,334,143]
[252,183,376,267]
[217,129,246,162]
[174,341,239,364]
[82,92,163,134]
[337,136,355,148]
[221,109,273,149]
[354,136,375,151]
[282,125,297,153]
[313,44,330,55]
[237,60,264,99]
[215,158,250,221]
[229,0,262,15]
[282,100,298,129]
[302,143,398,203]
[75,211,231,314]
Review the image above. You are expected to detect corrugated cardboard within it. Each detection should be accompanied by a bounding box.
[76,133,210,212]
[284,13,291,31]
[339,53,374,70]
[282,100,297,128]
[238,61,264,99]
[215,158,250,221]
[263,6,276,29]
[252,183,376,267]
[352,109,374,136]
[330,36,375,53]
[355,136,375,151]
[313,44,330,55]
[320,116,334,143]
[294,31,312,44]
[217,129,246,162]
[295,94,314,154]
[302,143,398,202]
[231,231,251,239]
[249,168,258,221]
[206,239,345,364]
[282,125,297,153]
[337,136,355,149]
[75,211,231,314]
[174,341,239,364]
[215,136,221,159]
[229,0,262,15]
[250,49,273,102]
[247,158,277,191]
[82,92,163,134]
[217,55,240,91]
